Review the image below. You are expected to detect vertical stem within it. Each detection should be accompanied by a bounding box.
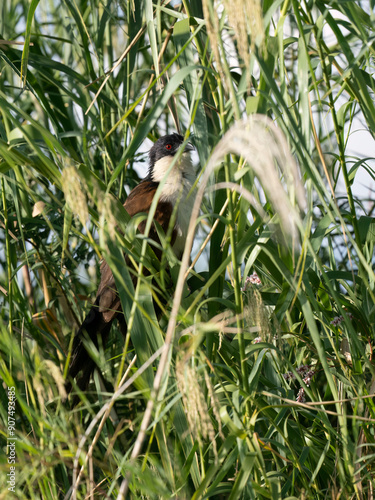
[2,177,13,346]
[316,40,364,280]
[223,159,250,414]
[216,80,250,413]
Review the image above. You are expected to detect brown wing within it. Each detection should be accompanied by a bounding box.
[97,181,175,320]
[124,180,176,251]
[96,260,121,322]
[124,181,158,216]
[67,180,176,396]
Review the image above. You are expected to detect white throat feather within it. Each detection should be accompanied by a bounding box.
[151,152,195,255]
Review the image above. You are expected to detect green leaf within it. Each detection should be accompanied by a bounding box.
[358,216,375,244]
[20,0,40,88]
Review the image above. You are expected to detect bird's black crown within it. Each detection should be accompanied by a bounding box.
[148,133,185,166]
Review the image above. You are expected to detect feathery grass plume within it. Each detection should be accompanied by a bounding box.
[61,165,89,227]
[224,0,264,61]
[176,356,219,461]
[97,191,117,242]
[244,288,277,344]
[43,360,67,400]
[205,115,306,244]
[203,369,224,441]
[30,358,68,411]
[62,166,116,241]
[201,0,226,88]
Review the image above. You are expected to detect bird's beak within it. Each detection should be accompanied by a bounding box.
[184,142,194,153]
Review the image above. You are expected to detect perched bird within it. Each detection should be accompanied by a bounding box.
[66,133,195,396]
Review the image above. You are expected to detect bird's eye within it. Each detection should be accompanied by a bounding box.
[165,144,172,150]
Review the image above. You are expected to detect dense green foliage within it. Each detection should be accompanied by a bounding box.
[1,0,375,498]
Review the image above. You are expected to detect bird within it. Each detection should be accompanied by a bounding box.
[66,133,195,397]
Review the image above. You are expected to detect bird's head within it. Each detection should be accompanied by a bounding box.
[148,133,194,183]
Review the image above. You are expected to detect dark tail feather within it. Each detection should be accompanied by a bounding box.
[66,297,113,399]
